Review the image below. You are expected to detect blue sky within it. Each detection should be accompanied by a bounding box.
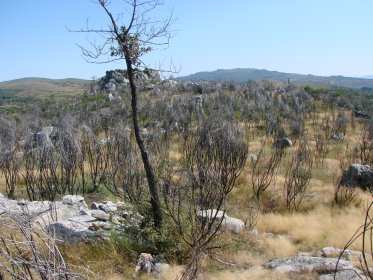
[1,0,372,82]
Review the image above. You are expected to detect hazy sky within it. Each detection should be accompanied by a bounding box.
[1,0,373,82]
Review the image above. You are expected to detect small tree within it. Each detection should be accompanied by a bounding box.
[75,0,175,228]
[0,116,18,198]
[162,117,247,278]
[283,139,313,212]
[251,145,282,201]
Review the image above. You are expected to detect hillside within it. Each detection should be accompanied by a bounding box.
[179,68,373,89]
[0,77,88,113]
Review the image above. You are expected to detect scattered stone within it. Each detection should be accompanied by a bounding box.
[354,106,370,119]
[63,195,85,205]
[17,199,27,206]
[272,138,293,149]
[133,253,169,278]
[246,153,258,162]
[92,221,112,231]
[89,209,110,222]
[224,216,246,234]
[265,255,355,273]
[93,201,118,213]
[330,133,345,141]
[111,215,123,225]
[0,195,141,244]
[340,164,373,190]
[49,220,110,243]
[79,209,90,216]
[91,202,100,210]
[197,209,245,234]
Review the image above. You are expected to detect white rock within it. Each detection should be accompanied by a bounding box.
[319,269,365,280]
[224,216,245,234]
[197,209,245,234]
[265,255,355,273]
[89,209,110,221]
[17,199,27,206]
[246,153,258,162]
[49,220,109,243]
[63,195,85,205]
[322,247,362,260]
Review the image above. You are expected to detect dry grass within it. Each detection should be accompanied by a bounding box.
[258,204,368,251]
[0,104,370,279]
[263,236,297,258]
[61,242,134,279]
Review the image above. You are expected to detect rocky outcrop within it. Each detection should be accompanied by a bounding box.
[0,193,87,225]
[354,106,370,119]
[265,255,357,274]
[133,253,169,278]
[340,164,373,190]
[99,69,161,101]
[197,209,245,234]
[0,193,143,244]
[321,247,362,261]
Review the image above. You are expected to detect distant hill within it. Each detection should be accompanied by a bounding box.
[360,75,373,79]
[0,77,88,99]
[0,77,88,113]
[179,68,373,89]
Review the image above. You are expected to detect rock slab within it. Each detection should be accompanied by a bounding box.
[265,255,355,273]
[197,209,245,234]
[340,164,373,190]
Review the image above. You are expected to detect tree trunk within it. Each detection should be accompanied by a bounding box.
[125,57,163,228]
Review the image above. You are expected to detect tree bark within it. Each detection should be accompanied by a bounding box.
[125,55,163,228]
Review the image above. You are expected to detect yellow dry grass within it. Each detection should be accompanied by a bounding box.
[258,204,368,251]
[263,236,297,258]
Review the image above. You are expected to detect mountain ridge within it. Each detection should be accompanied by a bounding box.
[178,68,373,89]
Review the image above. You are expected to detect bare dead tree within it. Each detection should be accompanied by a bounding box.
[321,114,332,140]
[357,127,373,165]
[162,117,247,278]
[103,123,146,202]
[0,117,18,198]
[0,149,20,199]
[56,115,83,195]
[73,0,175,228]
[314,134,329,164]
[0,210,90,279]
[251,145,283,201]
[21,133,60,201]
[79,125,108,193]
[283,139,314,212]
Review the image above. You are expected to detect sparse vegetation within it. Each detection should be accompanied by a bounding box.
[1,72,372,279]
[1,2,373,279]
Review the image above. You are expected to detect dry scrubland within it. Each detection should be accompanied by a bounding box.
[0,79,372,279]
